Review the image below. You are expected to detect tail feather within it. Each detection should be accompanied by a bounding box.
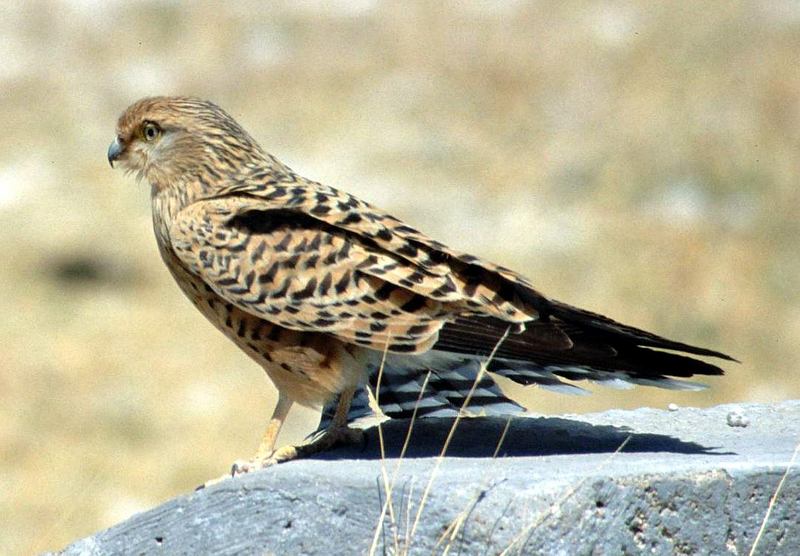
[318,305,733,428]
[545,300,737,362]
[435,310,731,382]
[317,352,525,430]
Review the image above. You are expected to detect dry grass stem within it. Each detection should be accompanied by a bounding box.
[368,365,432,556]
[407,326,512,548]
[437,415,515,554]
[748,437,800,556]
[499,434,632,555]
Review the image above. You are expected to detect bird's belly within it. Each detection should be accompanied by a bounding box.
[162,250,363,407]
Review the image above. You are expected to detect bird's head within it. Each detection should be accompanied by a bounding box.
[108,96,263,191]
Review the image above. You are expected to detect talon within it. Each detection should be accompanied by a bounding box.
[231,458,263,476]
[231,459,246,476]
[207,424,363,488]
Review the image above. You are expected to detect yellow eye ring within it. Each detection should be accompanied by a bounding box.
[142,122,161,142]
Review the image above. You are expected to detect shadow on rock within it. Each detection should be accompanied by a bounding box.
[315,416,723,460]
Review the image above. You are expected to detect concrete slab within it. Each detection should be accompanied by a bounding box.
[54,401,800,555]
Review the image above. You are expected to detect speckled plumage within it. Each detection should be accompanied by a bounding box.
[109,96,733,472]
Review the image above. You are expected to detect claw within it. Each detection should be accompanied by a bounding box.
[199,426,363,490]
[230,459,251,476]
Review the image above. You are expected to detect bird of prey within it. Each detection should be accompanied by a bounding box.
[108,96,733,473]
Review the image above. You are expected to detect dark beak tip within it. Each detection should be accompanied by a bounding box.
[107,138,123,168]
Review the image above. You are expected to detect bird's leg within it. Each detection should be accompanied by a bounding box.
[253,391,294,460]
[292,385,364,459]
[229,391,294,475]
[200,391,294,488]
[230,386,363,476]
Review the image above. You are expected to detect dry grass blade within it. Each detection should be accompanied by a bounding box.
[498,434,632,556]
[492,415,514,460]
[368,340,394,555]
[372,339,391,463]
[368,368,432,556]
[435,415,514,554]
[404,480,415,551]
[485,498,516,554]
[748,437,800,556]
[407,326,512,547]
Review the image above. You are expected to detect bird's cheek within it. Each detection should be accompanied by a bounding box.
[122,146,147,169]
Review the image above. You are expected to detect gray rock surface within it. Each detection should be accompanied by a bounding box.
[56,401,800,555]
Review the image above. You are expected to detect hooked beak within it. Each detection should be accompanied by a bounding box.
[107,137,124,168]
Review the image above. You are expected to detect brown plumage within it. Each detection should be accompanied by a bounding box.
[108,96,734,473]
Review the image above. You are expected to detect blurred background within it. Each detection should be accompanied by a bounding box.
[1,0,798,553]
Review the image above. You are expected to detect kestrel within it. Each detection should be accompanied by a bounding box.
[108,97,733,473]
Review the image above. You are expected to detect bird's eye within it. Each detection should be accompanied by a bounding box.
[142,122,161,142]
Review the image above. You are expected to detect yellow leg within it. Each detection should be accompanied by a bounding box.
[292,385,361,458]
[196,387,363,487]
[254,392,293,460]
[227,386,362,477]
[200,391,295,489]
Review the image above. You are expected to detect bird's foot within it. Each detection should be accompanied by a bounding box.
[197,426,364,489]
[230,444,299,475]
